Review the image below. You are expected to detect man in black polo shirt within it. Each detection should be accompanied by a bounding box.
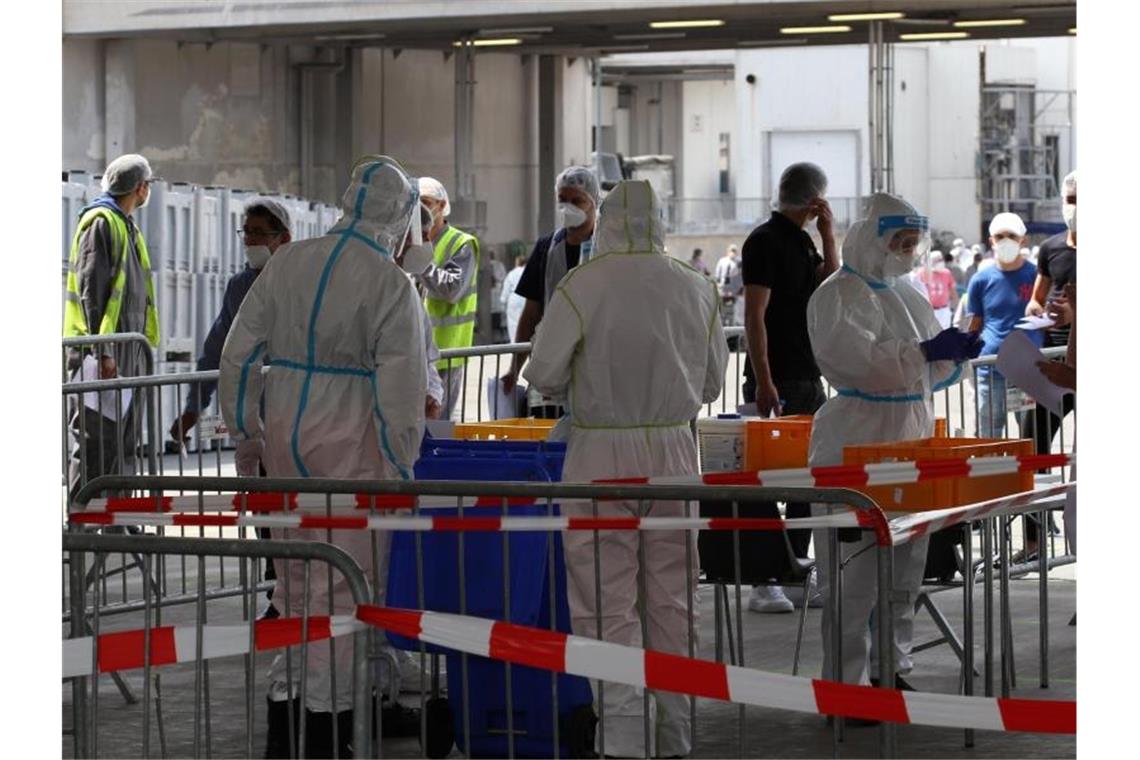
[741,162,839,613]
[1020,169,1077,560]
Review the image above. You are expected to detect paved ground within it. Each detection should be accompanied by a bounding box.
[62,527,1075,759]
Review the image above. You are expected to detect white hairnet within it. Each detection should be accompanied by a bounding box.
[777,162,828,209]
[952,238,965,247]
[1061,170,1077,198]
[334,156,419,256]
[243,198,292,233]
[842,192,929,281]
[989,211,1026,237]
[593,180,665,256]
[418,176,451,218]
[555,166,600,204]
[101,154,153,196]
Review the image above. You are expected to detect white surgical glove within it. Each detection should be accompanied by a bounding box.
[235,439,264,477]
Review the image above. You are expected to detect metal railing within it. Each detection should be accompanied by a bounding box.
[69,474,899,758]
[64,532,374,759]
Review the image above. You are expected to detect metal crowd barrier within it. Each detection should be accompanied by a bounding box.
[69,474,904,759]
[64,532,374,760]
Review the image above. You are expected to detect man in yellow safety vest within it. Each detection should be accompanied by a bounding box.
[63,153,160,499]
[416,176,480,420]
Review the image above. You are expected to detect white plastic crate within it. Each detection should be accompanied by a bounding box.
[143,181,196,272]
[194,187,224,273]
[193,271,226,348]
[221,189,252,277]
[62,181,91,265]
[290,197,321,241]
[317,203,341,234]
[155,269,197,360]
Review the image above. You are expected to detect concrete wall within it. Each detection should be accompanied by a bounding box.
[927,45,982,241]
[63,38,579,246]
[734,45,871,204]
[681,79,736,199]
[890,47,929,219]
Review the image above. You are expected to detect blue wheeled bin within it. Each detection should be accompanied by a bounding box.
[386,440,595,758]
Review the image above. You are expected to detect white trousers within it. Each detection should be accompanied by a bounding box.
[439,366,466,421]
[563,499,699,758]
[812,509,930,685]
[267,529,391,712]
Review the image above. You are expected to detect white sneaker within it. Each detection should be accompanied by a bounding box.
[747,584,794,613]
[783,569,823,609]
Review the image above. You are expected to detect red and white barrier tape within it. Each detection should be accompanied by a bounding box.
[69,512,866,534]
[63,604,1075,733]
[888,482,1074,546]
[601,453,1070,489]
[62,615,362,679]
[75,453,1071,516]
[356,605,1075,734]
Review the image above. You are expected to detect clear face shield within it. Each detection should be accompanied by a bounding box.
[878,214,931,278]
[397,198,435,274]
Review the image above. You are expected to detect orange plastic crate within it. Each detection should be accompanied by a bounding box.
[843,437,1034,513]
[743,415,814,471]
[451,418,557,441]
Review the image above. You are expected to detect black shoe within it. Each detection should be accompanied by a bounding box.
[379,699,422,738]
[258,604,280,621]
[302,708,354,759]
[1069,613,1076,626]
[264,697,299,759]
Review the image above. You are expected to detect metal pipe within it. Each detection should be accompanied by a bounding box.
[877,541,896,757]
[962,522,975,748]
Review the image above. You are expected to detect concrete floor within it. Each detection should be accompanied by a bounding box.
[62,533,1075,760]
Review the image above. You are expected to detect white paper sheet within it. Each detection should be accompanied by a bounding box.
[485,376,526,420]
[75,354,132,420]
[995,331,1067,417]
[1014,314,1056,331]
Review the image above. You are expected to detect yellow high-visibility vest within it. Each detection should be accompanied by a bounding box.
[424,225,480,368]
[64,206,160,347]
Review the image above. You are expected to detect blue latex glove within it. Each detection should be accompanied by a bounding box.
[920,328,974,363]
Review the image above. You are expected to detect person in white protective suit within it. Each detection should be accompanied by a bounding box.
[219,156,427,756]
[807,193,982,705]
[524,179,729,758]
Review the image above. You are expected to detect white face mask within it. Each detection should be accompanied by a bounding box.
[1063,203,1076,234]
[558,202,589,229]
[994,239,1021,265]
[244,245,271,269]
[882,251,915,277]
[138,184,152,209]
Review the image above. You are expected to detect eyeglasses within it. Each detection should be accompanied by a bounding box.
[237,227,282,240]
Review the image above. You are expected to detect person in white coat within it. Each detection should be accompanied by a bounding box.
[500,253,527,344]
[219,156,427,755]
[807,193,981,703]
[524,179,728,758]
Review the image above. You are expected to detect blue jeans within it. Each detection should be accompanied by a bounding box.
[976,369,1008,438]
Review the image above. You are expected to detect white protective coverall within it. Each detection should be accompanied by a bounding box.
[220,158,427,712]
[524,180,728,758]
[807,193,963,687]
